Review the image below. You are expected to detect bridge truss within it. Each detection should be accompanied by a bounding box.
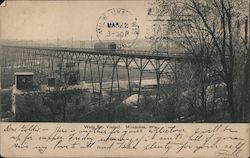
[1,45,197,106]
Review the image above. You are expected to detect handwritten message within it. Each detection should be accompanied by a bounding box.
[1,123,249,157]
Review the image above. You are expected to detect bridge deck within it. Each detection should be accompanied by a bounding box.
[1,45,192,60]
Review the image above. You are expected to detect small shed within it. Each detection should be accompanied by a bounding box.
[14,72,34,90]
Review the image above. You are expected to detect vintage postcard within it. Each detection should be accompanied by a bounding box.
[0,0,249,157]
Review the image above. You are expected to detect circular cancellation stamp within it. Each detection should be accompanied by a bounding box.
[96,8,140,49]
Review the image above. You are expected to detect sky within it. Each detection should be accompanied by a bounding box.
[0,0,150,41]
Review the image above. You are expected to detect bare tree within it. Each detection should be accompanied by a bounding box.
[185,0,248,121]
[148,0,248,121]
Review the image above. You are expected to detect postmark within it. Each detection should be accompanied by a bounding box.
[96,8,139,49]
[0,0,6,7]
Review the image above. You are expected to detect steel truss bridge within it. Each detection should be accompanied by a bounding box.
[0,45,198,105]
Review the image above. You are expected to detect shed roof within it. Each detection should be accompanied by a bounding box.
[14,72,34,76]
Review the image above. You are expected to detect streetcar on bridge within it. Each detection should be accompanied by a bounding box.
[94,42,117,51]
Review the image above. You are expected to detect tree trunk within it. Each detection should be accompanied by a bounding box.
[245,59,250,122]
[226,78,236,121]
[201,83,207,121]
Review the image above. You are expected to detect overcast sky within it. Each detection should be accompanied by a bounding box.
[0,1,150,41]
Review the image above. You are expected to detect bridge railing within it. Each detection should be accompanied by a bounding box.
[1,44,190,60]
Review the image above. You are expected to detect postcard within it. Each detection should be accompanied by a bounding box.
[0,0,249,157]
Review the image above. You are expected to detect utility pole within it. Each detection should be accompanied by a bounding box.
[120,34,122,49]
[57,38,59,47]
[91,36,93,48]
[80,41,86,48]
[84,41,85,48]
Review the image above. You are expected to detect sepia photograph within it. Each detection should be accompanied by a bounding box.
[0,0,249,124]
[0,1,250,158]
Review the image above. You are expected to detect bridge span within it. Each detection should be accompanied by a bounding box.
[1,45,192,61]
[0,45,197,105]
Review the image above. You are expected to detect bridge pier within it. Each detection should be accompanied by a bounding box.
[116,65,120,99]
[137,59,143,104]
[89,61,95,93]
[124,58,133,96]
[83,62,87,81]
[155,67,161,106]
[1,45,195,112]
[109,64,115,104]
[97,61,105,106]
[77,61,80,81]
[109,57,120,105]
[126,64,131,96]
[59,57,64,81]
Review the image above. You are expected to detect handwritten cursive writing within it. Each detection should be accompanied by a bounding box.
[1,123,249,157]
